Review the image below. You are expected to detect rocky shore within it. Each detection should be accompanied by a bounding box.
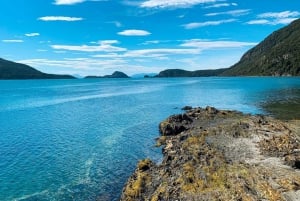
[120,106,300,201]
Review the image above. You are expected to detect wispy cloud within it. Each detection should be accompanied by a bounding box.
[205,9,250,17]
[2,39,24,43]
[183,19,236,29]
[92,48,201,59]
[53,0,106,5]
[180,39,257,49]
[258,11,300,19]
[25,33,40,37]
[38,16,83,21]
[17,57,164,76]
[141,40,161,45]
[247,19,270,25]
[93,39,257,58]
[126,48,201,57]
[107,21,122,27]
[18,58,126,70]
[140,0,217,9]
[54,0,85,5]
[247,11,300,25]
[204,3,237,9]
[118,29,151,36]
[51,40,127,52]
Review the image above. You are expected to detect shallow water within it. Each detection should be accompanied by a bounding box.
[0,77,299,200]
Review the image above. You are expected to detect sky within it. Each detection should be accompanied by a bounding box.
[0,0,299,76]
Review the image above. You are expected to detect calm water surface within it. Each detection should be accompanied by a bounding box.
[0,77,299,201]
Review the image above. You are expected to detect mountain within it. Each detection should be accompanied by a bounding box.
[85,71,130,78]
[222,19,300,76]
[155,68,228,77]
[0,58,74,79]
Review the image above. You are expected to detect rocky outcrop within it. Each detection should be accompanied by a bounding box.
[120,106,300,201]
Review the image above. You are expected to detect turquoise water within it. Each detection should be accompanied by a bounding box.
[0,77,299,201]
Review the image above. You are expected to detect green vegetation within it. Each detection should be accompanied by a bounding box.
[0,58,74,79]
[223,19,300,76]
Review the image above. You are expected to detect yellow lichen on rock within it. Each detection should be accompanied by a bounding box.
[120,107,300,201]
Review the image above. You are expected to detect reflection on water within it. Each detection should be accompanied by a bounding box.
[261,88,300,120]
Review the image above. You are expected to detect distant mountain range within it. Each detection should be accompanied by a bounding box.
[1,19,299,79]
[0,58,74,79]
[85,71,130,78]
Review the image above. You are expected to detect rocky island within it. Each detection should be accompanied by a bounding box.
[121,107,300,201]
[85,71,130,79]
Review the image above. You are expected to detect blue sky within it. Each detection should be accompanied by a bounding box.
[0,0,299,76]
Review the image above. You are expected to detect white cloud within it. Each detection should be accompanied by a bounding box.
[93,48,201,59]
[204,3,233,9]
[183,19,236,29]
[126,48,201,57]
[18,58,126,72]
[118,29,151,36]
[17,57,164,76]
[38,16,83,21]
[2,39,24,43]
[258,11,300,19]
[39,41,52,44]
[54,0,85,5]
[93,39,256,59]
[140,0,216,8]
[248,11,299,25]
[181,39,257,49]
[54,0,106,5]
[275,18,298,24]
[111,21,122,27]
[106,21,122,27]
[205,9,250,17]
[247,19,270,25]
[141,40,161,45]
[25,33,40,37]
[51,40,127,52]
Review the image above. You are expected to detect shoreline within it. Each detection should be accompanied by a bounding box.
[120,106,300,201]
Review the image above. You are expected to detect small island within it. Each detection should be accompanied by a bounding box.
[84,71,130,79]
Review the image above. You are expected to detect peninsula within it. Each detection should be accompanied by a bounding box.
[121,107,300,201]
